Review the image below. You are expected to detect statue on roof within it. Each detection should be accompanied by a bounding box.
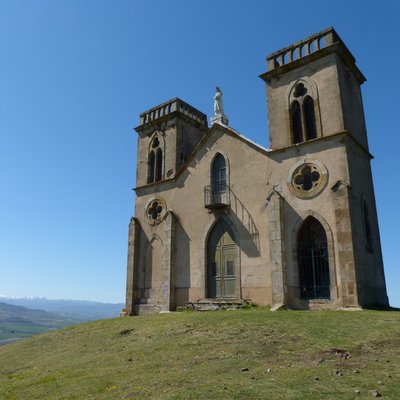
[214,86,224,116]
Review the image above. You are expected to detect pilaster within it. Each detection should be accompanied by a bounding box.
[121,217,140,316]
[161,212,176,311]
[267,190,286,309]
[332,185,359,306]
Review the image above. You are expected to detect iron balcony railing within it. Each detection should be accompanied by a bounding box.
[204,184,231,209]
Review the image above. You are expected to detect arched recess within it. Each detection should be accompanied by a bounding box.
[203,215,241,299]
[147,133,165,183]
[144,235,163,298]
[285,77,322,145]
[291,211,337,301]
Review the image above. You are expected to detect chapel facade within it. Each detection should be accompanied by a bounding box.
[121,27,389,315]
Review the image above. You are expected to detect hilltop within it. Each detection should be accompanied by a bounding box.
[0,309,399,399]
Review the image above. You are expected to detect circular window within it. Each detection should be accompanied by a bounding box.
[145,198,167,225]
[287,160,328,199]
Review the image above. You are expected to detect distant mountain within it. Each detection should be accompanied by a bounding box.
[0,302,83,344]
[0,297,124,320]
[0,302,77,327]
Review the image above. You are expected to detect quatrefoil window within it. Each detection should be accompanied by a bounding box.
[293,165,321,191]
[288,161,328,199]
[145,198,167,225]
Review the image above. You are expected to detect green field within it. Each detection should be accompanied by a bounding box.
[0,322,50,342]
[0,308,399,399]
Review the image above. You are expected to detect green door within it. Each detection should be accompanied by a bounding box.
[207,222,238,298]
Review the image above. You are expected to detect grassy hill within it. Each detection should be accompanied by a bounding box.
[0,309,399,399]
[0,302,81,344]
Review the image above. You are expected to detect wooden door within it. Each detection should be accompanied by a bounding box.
[207,222,238,299]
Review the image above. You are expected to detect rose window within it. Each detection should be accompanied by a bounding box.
[293,164,321,191]
[145,198,166,225]
[288,161,328,199]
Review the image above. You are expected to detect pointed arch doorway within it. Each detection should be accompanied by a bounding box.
[298,216,331,300]
[207,219,239,299]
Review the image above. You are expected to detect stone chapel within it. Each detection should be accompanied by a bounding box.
[121,27,389,315]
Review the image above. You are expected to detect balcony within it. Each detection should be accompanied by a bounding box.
[204,184,230,209]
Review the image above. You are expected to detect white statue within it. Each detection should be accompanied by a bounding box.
[214,86,224,116]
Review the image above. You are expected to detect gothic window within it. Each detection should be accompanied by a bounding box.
[289,81,320,144]
[212,153,227,191]
[147,135,163,184]
[145,198,167,225]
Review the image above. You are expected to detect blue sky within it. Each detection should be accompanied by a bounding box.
[1,1,399,306]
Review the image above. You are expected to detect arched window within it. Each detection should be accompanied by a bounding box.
[303,96,317,140]
[147,135,163,183]
[212,153,226,191]
[288,80,320,144]
[290,100,303,144]
[297,216,330,300]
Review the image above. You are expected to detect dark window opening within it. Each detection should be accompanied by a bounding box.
[148,136,163,184]
[155,148,162,182]
[148,151,155,183]
[212,153,227,191]
[226,260,234,276]
[291,101,303,144]
[297,216,330,300]
[363,200,373,253]
[304,96,317,140]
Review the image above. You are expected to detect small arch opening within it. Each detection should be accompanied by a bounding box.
[318,36,325,49]
[309,40,316,54]
[283,52,289,65]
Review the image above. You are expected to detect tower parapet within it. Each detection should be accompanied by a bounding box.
[262,27,365,84]
[138,98,207,132]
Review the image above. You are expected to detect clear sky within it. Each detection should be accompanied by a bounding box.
[1,1,399,306]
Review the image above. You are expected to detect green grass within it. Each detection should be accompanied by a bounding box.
[0,322,50,341]
[0,309,399,399]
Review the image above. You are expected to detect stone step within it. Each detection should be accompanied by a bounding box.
[185,298,251,311]
[133,303,164,315]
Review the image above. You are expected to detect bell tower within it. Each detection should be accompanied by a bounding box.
[260,27,368,151]
[134,98,208,188]
[260,27,388,308]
